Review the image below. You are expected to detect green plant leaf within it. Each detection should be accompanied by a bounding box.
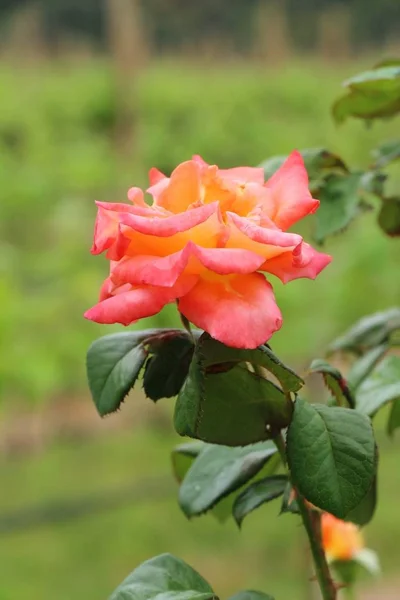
[333,66,400,123]
[86,331,151,416]
[171,442,205,483]
[313,173,364,244]
[178,442,277,518]
[356,355,400,416]
[200,335,303,393]
[174,335,295,445]
[109,553,217,600]
[260,148,347,183]
[344,66,400,92]
[172,442,280,523]
[287,398,376,519]
[347,345,388,390]
[378,197,400,237]
[328,308,400,354]
[387,398,400,436]
[228,591,275,600]
[372,140,400,168]
[309,359,355,407]
[233,475,287,527]
[143,334,195,401]
[344,476,377,526]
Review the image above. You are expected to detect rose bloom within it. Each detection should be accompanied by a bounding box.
[321,513,364,562]
[85,152,331,348]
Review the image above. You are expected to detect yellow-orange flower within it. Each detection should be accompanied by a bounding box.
[321,513,364,562]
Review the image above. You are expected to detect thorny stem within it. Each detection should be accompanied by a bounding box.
[273,430,337,600]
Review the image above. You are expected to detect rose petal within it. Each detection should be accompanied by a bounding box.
[225,212,301,260]
[148,160,201,212]
[265,150,319,230]
[148,167,167,186]
[219,166,265,185]
[178,272,282,349]
[111,243,265,288]
[84,275,197,326]
[262,242,332,283]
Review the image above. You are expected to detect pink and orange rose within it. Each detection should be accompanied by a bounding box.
[85,152,331,348]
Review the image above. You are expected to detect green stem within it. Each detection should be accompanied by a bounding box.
[296,494,337,600]
[273,430,337,600]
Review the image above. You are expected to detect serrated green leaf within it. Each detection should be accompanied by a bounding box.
[109,553,217,600]
[233,475,287,527]
[309,359,355,408]
[356,355,400,416]
[260,148,347,183]
[345,476,377,526]
[378,197,400,237]
[228,591,275,600]
[174,335,294,446]
[200,335,303,393]
[333,66,400,123]
[178,442,277,518]
[86,331,151,416]
[343,66,400,92]
[328,308,400,354]
[143,335,195,401]
[347,345,388,390]
[175,363,293,445]
[171,442,205,483]
[372,140,400,168]
[314,173,364,244]
[287,398,376,519]
[387,398,400,437]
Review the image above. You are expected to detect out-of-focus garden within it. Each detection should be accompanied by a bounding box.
[0,1,399,598]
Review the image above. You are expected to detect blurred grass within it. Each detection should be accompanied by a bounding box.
[0,412,399,600]
[0,57,399,600]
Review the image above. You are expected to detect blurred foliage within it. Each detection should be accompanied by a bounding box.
[0,0,400,53]
[0,59,399,405]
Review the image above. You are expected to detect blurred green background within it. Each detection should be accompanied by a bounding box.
[0,1,399,599]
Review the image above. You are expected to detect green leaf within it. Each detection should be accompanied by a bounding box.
[200,335,303,393]
[280,483,300,515]
[175,364,293,446]
[309,359,355,408]
[233,475,287,527]
[86,331,150,416]
[171,442,205,483]
[172,442,280,523]
[109,553,217,600]
[333,66,400,123]
[343,66,400,93]
[143,334,195,401]
[313,173,364,244]
[387,398,400,437]
[328,308,400,354]
[174,335,295,446]
[345,476,377,526]
[347,345,388,390]
[372,140,400,168]
[378,197,400,237]
[260,148,347,184]
[287,398,376,519]
[359,170,386,198]
[228,591,275,600]
[178,442,277,518]
[356,355,400,416]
